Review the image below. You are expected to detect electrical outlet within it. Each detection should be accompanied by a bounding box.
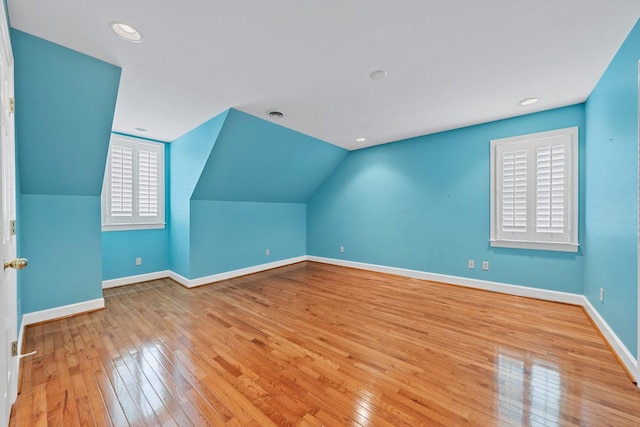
[599,288,604,302]
[482,261,489,271]
[468,260,475,269]
[340,246,345,253]
[135,257,142,266]
[265,249,270,256]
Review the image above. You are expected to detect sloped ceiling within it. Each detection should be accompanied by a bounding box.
[13,30,121,196]
[7,1,640,150]
[191,109,347,203]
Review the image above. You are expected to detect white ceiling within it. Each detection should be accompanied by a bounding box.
[7,1,640,150]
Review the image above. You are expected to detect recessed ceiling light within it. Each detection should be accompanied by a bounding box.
[267,110,284,118]
[355,137,366,143]
[135,127,148,132]
[109,22,143,43]
[519,97,539,106]
[370,70,388,80]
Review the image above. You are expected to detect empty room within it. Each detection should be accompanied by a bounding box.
[2,1,640,426]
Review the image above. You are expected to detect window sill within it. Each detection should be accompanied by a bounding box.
[490,239,579,253]
[102,223,166,232]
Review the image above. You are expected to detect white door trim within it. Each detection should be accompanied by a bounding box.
[637,61,640,386]
[0,1,16,424]
[0,2,19,423]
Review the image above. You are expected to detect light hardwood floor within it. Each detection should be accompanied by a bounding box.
[9,262,640,426]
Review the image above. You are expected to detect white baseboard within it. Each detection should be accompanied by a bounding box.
[167,270,190,287]
[103,270,172,289]
[308,255,637,382]
[180,256,307,288]
[581,296,638,382]
[102,257,308,289]
[21,298,105,326]
[307,256,584,305]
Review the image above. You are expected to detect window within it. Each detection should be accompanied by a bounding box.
[101,134,165,231]
[490,127,578,252]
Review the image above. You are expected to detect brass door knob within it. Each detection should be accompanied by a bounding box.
[4,258,28,270]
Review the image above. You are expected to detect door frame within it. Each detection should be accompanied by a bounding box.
[637,61,640,386]
[0,0,16,424]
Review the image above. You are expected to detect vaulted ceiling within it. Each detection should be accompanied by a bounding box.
[7,1,640,150]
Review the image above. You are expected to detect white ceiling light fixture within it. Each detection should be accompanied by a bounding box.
[109,21,143,43]
[355,137,366,142]
[519,97,539,106]
[370,69,388,80]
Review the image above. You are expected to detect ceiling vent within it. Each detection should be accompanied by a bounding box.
[267,110,284,118]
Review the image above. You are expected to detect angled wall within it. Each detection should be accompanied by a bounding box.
[169,110,229,278]
[192,109,347,202]
[12,30,120,313]
[181,109,347,279]
[584,19,640,359]
[308,105,586,293]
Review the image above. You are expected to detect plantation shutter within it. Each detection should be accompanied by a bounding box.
[536,143,566,234]
[138,149,158,217]
[501,149,527,233]
[109,145,133,217]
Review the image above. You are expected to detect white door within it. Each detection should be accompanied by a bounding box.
[0,1,17,425]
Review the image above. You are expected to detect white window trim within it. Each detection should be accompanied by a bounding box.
[101,134,165,232]
[490,127,579,253]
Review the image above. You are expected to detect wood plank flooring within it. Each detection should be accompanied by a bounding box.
[9,261,640,426]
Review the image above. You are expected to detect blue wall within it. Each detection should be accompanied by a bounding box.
[20,195,102,311]
[308,105,586,293]
[584,20,640,358]
[13,30,120,313]
[169,111,229,278]
[102,228,169,280]
[190,201,306,278]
